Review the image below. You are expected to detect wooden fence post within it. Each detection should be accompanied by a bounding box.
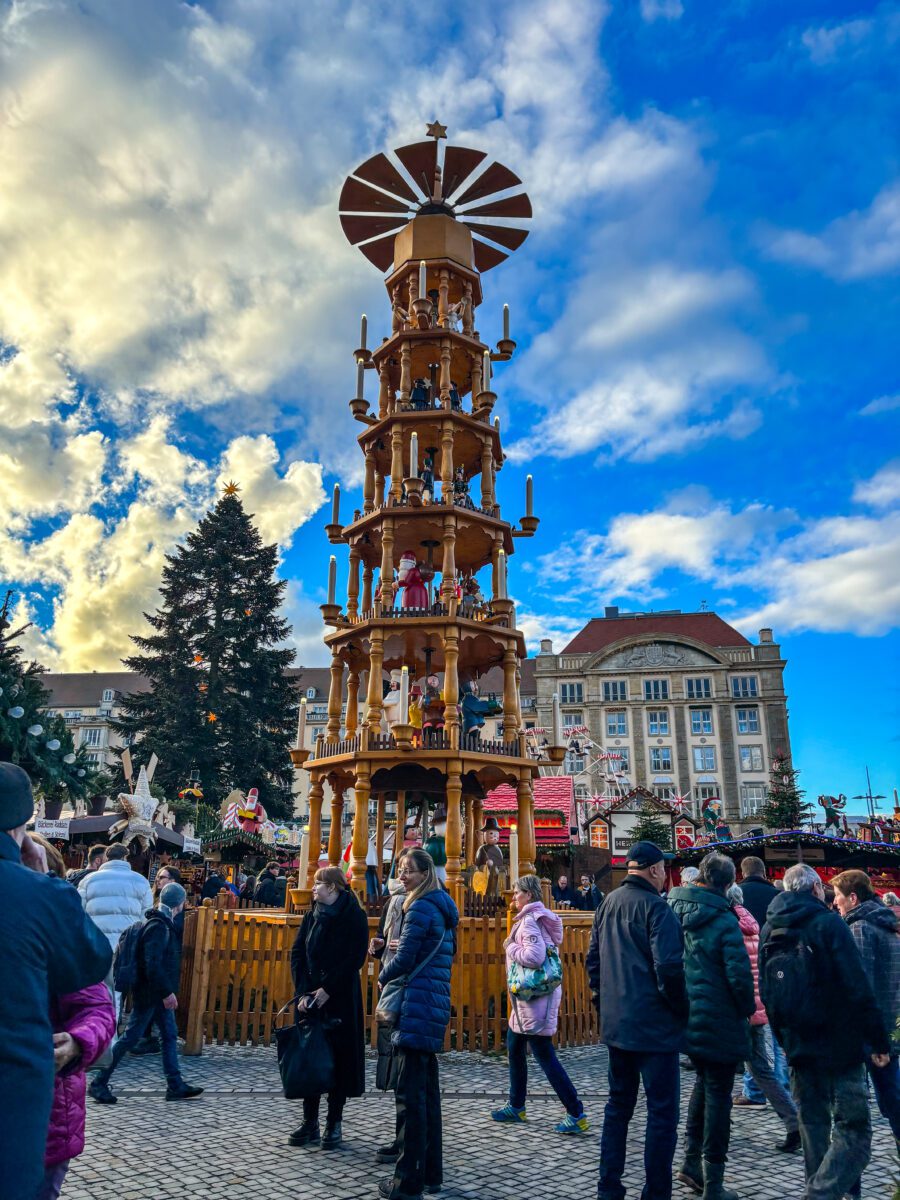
[183,900,214,1055]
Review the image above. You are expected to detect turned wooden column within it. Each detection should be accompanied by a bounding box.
[375,792,386,886]
[471,350,483,399]
[491,534,503,599]
[395,790,406,867]
[408,268,419,309]
[480,437,493,512]
[516,775,536,876]
[440,421,454,502]
[326,652,343,742]
[374,471,385,509]
[399,341,411,405]
[350,767,371,895]
[363,448,376,513]
[365,627,385,731]
[390,428,404,503]
[379,520,394,609]
[445,762,463,900]
[472,796,485,855]
[378,363,391,419]
[443,625,460,748]
[327,785,344,866]
[440,513,457,603]
[438,268,450,327]
[439,337,452,406]
[307,778,324,886]
[347,547,361,619]
[345,670,360,737]
[462,281,474,335]
[463,793,474,868]
[502,645,520,742]
[361,565,373,614]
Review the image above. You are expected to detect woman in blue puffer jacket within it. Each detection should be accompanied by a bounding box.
[376,848,458,1200]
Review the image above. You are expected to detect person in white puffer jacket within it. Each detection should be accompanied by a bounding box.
[78,843,154,950]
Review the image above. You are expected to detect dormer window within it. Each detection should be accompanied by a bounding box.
[306,687,317,700]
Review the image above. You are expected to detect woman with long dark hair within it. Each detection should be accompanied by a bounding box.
[288,866,368,1150]
[377,848,458,1199]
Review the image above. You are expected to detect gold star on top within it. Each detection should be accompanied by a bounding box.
[426,121,447,140]
[223,480,241,496]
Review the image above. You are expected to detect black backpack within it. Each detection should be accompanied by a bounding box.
[758,925,825,1029]
[113,919,146,994]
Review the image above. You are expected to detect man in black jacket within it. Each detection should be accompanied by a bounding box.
[90,883,203,1104]
[551,873,580,907]
[588,841,688,1200]
[738,856,779,928]
[254,861,280,906]
[759,863,890,1200]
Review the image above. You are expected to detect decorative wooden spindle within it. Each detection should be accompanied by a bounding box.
[345,670,359,737]
[307,779,324,886]
[516,774,536,876]
[463,281,474,335]
[361,564,373,613]
[441,513,457,602]
[438,268,450,328]
[350,766,371,894]
[374,471,385,509]
[502,645,520,741]
[399,341,411,405]
[378,363,391,419]
[443,625,460,747]
[364,448,376,513]
[445,766,463,897]
[390,428,404,502]
[326,653,344,742]
[347,548,360,619]
[327,786,344,866]
[480,438,493,512]
[439,337,452,406]
[365,627,385,731]
[440,423,454,500]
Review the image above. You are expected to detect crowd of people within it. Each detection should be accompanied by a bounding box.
[2,750,898,1200]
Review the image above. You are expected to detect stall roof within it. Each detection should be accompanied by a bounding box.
[483,776,573,825]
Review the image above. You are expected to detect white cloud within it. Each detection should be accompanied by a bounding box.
[860,393,900,416]
[216,436,326,549]
[853,460,900,508]
[118,415,209,506]
[763,181,900,280]
[801,18,874,65]
[0,425,107,530]
[641,0,684,21]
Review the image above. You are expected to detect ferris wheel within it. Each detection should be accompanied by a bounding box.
[523,725,632,799]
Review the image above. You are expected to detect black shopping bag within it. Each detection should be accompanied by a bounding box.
[275,998,338,1099]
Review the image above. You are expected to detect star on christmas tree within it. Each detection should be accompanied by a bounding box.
[223,480,241,496]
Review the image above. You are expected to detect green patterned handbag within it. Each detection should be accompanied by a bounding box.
[507,945,563,1000]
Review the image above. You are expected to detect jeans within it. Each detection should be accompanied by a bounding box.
[303,1092,345,1125]
[507,1029,583,1118]
[868,1054,900,1138]
[35,1162,69,1200]
[95,1001,182,1085]
[746,1025,798,1132]
[684,1058,739,1166]
[743,1026,788,1101]
[392,1047,442,1198]
[598,1047,680,1200]
[791,1061,871,1200]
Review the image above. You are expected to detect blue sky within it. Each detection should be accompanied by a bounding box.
[0,0,897,804]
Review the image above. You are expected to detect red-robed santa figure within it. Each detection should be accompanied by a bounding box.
[398,551,429,608]
[236,787,267,833]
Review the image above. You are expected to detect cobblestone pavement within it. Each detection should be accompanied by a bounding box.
[66,1044,896,1200]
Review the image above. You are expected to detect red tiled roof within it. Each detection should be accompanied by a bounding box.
[483,776,573,825]
[562,612,751,655]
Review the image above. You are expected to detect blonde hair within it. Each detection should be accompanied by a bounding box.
[399,848,439,911]
[30,833,66,878]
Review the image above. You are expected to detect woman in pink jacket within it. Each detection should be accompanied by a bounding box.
[491,874,588,1134]
[726,884,799,1155]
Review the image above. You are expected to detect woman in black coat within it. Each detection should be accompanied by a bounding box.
[288,866,368,1150]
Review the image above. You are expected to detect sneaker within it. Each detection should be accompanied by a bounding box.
[732,1096,765,1107]
[490,1103,527,1123]
[556,1113,589,1135]
[165,1083,204,1101]
[88,1080,117,1105]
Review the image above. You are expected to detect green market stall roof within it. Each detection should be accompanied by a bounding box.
[202,826,267,857]
[677,829,900,867]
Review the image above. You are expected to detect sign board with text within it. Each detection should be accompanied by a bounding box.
[181,836,202,855]
[35,819,71,841]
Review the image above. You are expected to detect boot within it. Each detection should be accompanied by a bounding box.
[702,1160,739,1200]
[777,1130,801,1153]
[88,1078,117,1105]
[321,1120,342,1150]
[165,1080,204,1101]
[375,1140,399,1163]
[287,1120,320,1148]
[676,1150,703,1195]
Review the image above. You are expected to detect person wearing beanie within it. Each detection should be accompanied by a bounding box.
[0,762,112,1200]
[89,880,203,1105]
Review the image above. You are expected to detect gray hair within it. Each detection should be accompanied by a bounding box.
[514,874,543,905]
[681,866,700,885]
[884,892,900,907]
[698,852,736,894]
[158,881,186,917]
[783,863,821,894]
[726,883,744,906]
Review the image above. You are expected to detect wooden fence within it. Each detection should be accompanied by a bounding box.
[178,903,599,1055]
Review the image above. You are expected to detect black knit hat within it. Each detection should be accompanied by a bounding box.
[0,763,35,831]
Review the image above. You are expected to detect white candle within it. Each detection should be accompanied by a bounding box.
[356,358,365,398]
[526,475,533,517]
[419,260,427,297]
[296,697,307,748]
[483,350,491,390]
[552,692,562,745]
[503,303,510,341]
[497,549,507,598]
[360,313,367,350]
[327,555,337,604]
[494,416,500,433]
[298,826,311,888]
[509,823,519,885]
[410,431,418,477]
[331,483,340,525]
[400,665,409,723]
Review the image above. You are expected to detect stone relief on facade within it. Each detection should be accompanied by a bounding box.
[599,641,720,670]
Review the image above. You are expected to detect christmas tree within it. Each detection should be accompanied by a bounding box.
[760,748,811,831]
[113,487,298,820]
[0,591,94,803]
[630,807,672,852]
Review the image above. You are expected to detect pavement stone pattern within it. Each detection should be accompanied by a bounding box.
[66,1044,897,1200]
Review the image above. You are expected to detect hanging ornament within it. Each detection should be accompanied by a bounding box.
[8,706,24,719]
[63,753,76,764]
[193,653,203,663]
[245,607,253,616]
[27,724,44,737]
[207,712,218,722]
[46,739,61,751]
[0,686,3,695]
[77,769,86,777]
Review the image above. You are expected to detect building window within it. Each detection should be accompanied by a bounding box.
[653,785,674,802]
[560,682,583,704]
[575,784,590,799]
[736,707,760,734]
[685,677,712,699]
[647,710,669,736]
[731,676,758,698]
[696,784,720,803]
[563,711,583,728]
[603,680,627,702]
[650,747,673,772]
[81,727,103,748]
[63,710,82,721]
[101,688,115,703]
[85,751,102,765]
[740,783,767,815]
[644,679,669,701]
[608,746,630,773]
[606,711,627,738]
[693,746,717,772]
[740,745,764,772]
[565,752,586,774]
[690,707,713,735]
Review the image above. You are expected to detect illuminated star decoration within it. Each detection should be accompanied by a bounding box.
[223,480,241,496]
[426,120,447,140]
[207,712,218,723]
